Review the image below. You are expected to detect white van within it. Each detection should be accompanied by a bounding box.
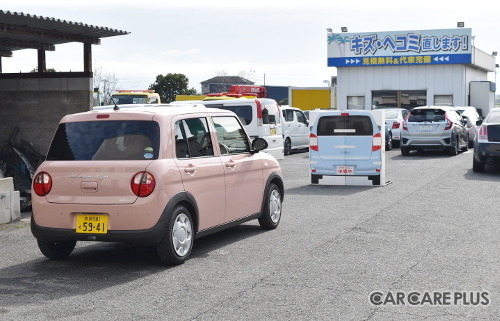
[280,106,309,155]
[174,98,284,160]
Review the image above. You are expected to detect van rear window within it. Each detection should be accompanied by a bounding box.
[46,120,160,161]
[408,109,445,122]
[317,116,373,136]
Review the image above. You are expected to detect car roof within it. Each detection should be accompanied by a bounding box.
[65,104,233,123]
[412,105,457,111]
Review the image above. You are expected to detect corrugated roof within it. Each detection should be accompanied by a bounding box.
[0,10,129,55]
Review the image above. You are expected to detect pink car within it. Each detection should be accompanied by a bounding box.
[31,105,284,265]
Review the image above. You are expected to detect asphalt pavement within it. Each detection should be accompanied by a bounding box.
[1,147,499,321]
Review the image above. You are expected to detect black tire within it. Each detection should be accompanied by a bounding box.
[37,240,76,260]
[157,205,194,265]
[461,139,468,152]
[468,140,474,148]
[385,132,392,151]
[473,157,485,172]
[401,146,410,156]
[284,138,292,156]
[448,138,459,156]
[258,183,282,230]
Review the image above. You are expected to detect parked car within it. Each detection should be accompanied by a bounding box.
[173,98,284,159]
[455,106,482,147]
[280,106,309,155]
[385,125,393,151]
[309,110,384,186]
[472,108,500,172]
[382,108,409,147]
[400,106,469,156]
[31,104,284,265]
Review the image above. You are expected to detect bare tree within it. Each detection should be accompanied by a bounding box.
[93,66,118,106]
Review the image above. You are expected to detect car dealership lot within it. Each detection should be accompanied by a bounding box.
[1,148,499,320]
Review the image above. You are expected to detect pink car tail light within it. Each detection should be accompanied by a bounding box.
[310,133,318,151]
[372,133,382,151]
[402,121,408,131]
[131,171,156,197]
[392,121,400,129]
[33,172,52,196]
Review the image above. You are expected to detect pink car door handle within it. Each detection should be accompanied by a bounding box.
[184,165,196,173]
[225,160,236,168]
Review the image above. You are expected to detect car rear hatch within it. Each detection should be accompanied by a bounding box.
[315,113,379,164]
[42,117,160,205]
[405,108,449,138]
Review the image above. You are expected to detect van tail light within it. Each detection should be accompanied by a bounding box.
[131,171,156,197]
[392,122,400,129]
[402,121,408,131]
[372,133,382,151]
[310,133,318,151]
[256,100,263,126]
[33,172,52,196]
[477,125,488,142]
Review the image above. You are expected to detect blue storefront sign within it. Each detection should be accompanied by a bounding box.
[327,28,472,67]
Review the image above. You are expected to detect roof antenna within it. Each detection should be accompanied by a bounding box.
[108,94,120,110]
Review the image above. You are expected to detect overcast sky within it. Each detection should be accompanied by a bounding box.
[3,0,500,91]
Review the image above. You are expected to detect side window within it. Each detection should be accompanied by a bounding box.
[212,116,250,154]
[175,121,190,158]
[296,111,307,124]
[175,118,214,158]
[285,110,294,122]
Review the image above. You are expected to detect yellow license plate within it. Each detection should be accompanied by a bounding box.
[75,214,108,234]
[270,128,277,135]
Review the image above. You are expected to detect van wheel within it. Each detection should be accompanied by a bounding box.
[448,138,459,156]
[157,205,194,265]
[401,147,410,156]
[258,183,282,230]
[473,158,485,172]
[284,138,292,155]
[37,240,76,259]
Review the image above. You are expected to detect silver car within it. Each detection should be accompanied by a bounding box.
[456,106,482,147]
[400,106,469,156]
[383,108,409,147]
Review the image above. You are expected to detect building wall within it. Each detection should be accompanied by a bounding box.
[0,77,92,155]
[336,64,488,109]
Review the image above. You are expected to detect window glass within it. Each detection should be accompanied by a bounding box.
[485,111,500,123]
[284,110,294,122]
[372,90,426,109]
[206,104,253,125]
[434,95,453,106]
[408,109,445,122]
[175,121,189,158]
[347,96,365,109]
[261,102,280,124]
[47,120,160,161]
[212,116,250,154]
[296,111,307,123]
[317,116,373,136]
[175,118,214,158]
[384,110,399,119]
[111,94,148,104]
